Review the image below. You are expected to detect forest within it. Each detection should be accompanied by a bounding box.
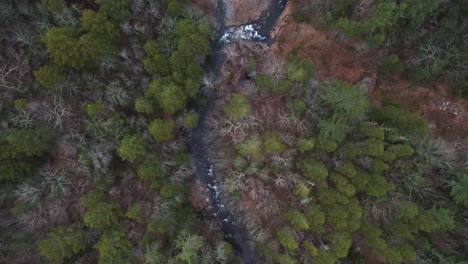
[0,0,466,263]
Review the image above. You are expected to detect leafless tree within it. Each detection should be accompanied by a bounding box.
[260,54,286,89]
[44,97,72,130]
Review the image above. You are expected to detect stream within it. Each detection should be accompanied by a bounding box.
[190,1,287,263]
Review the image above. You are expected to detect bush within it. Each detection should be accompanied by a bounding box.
[148,119,175,141]
[126,203,143,223]
[294,181,310,197]
[118,134,147,163]
[223,94,250,119]
[287,55,315,83]
[39,226,86,262]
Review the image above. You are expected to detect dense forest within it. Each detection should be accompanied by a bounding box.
[0,0,466,263]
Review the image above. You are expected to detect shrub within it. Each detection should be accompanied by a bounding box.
[39,226,86,262]
[287,55,315,83]
[294,181,310,197]
[223,94,250,119]
[148,119,175,141]
[126,203,143,223]
[297,159,328,186]
[118,134,147,163]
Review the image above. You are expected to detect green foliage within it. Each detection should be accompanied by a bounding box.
[126,203,143,223]
[336,161,356,178]
[306,205,326,233]
[14,98,29,110]
[96,0,131,22]
[316,140,338,153]
[451,171,468,206]
[327,232,352,258]
[365,175,394,196]
[285,208,310,230]
[42,0,64,13]
[223,94,250,119]
[341,144,362,159]
[428,207,456,232]
[287,55,315,82]
[318,115,350,143]
[370,105,428,134]
[94,229,132,264]
[39,226,86,262]
[381,55,404,73]
[297,159,328,187]
[34,65,64,90]
[239,134,263,162]
[360,223,387,252]
[42,10,119,70]
[364,138,384,157]
[81,191,123,229]
[331,173,356,197]
[118,134,147,163]
[134,97,154,114]
[370,159,389,174]
[264,132,285,153]
[297,137,315,153]
[157,82,187,114]
[143,243,165,264]
[359,123,385,140]
[148,119,175,141]
[182,112,199,129]
[137,159,163,187]
[276,229,298,253]
[294,181,311,198]
[2,129,51,158]
[389,144,415,158]
[397,202,419,222]
[323,81,369,120]
[175,233,204,264]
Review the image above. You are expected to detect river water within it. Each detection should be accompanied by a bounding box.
[190,1,287,263]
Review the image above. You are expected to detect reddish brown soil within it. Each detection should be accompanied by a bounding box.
[271,0,467,144]
[225,0,270,26]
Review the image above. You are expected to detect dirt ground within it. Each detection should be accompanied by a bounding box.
[271,0,467,145]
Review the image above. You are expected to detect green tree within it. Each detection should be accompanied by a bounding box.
[276,229,298,253]
[322,81,369,120]
[137,159,163,187]
[94,229,132,264]
[318,115,350,143]
[287,55,315,83]
[95,0,131,22]
[296,159,328,187]
[81,191,123,229]
[34,64,64,91]
[175,233,204,264]
[183,112,199,129]
[306,205,326,233]
[365,175,394,196]
[118,134,147,163]
[451,171,468,206]
[148,118,175,141]
[39,226,86,262]
[285,209,310,230]
[157,82,187,114]
[370,104,428,134]
[223,94,250,119]
[397,202,419,222]
[297,137,315,153]
[264,132,285,153]
[239,134,264,162]
[134,97,154,114]
[294,181,311,198]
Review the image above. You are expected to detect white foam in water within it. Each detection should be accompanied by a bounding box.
[220,23,265,44]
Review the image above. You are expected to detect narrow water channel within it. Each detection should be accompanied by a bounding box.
[190,1,288,263]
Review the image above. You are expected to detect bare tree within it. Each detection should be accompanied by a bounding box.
[260,54,286,89]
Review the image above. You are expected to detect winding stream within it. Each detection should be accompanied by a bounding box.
[191,1,287,263]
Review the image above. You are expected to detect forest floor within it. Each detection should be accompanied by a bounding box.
[270,0,467,147]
